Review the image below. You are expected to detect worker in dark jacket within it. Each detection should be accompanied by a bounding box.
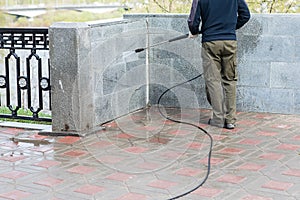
[188,0,250,129]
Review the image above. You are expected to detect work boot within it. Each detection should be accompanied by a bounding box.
[224,123,235,129]
[208,119,224,128]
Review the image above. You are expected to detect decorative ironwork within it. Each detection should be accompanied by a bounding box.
[0,28,51,122]
[0,28,49,50]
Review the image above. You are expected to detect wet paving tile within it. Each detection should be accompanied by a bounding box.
[0,109,299,199]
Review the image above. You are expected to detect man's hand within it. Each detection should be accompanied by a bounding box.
[188,32,198,38]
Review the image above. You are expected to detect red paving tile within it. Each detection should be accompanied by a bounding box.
[199,157,224,165]
[67,165,96,174]
[168,129,192,136]
[192,187,223,197]
[262,180,294,191]
[34,176,63,187]
[0,128,25,135]
[239,139,262,145]
[57,136,80,144]
[106,172,134,181]
[0,170,28,179]
[149,137,170,144]
[222,127,244,133]
[282,169,300,177]
[217,174,246,184]
[271,124,292,129]
[211,134,227,141]
[74,184,104,195]
[0,190,32,200]
[115,133,134,139]
[256,131,278,137]
[237,163,266,171]
[294,135,300,140]
[63,150,88,157]
[104,121,118,128]
[148,179,178,189]
[33,160,61,168]
[175,167,203,176]
[0,141,18,149]
[185,142,206,149]
[137,126,158,131]
[0,155,27,162]
[163,120,175,125]
[29,133,48,140]
[124,146,148,153]
[259,153,285,160]
[254,114,274,119]
[276,144,300,151]
[161,151,184,159]
[237,120,258,126]
[218,147,244,155]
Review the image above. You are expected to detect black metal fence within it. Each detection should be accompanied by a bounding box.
[0,28,51,122]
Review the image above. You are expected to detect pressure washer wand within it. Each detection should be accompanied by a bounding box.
[135,33,189,53]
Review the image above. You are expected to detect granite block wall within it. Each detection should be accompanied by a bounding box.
[124,14,300,115]
[49,14,300,132]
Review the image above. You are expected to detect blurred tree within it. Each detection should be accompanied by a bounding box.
[0,0,299,27]
[247,0,299,13]
[146,0,299,13]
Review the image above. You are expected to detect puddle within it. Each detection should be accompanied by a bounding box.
[10,137,51,146]
[10,131,53,147]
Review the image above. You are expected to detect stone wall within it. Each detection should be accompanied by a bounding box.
[49,14,300,132]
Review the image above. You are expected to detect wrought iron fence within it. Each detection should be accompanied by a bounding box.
[0,28,51,122]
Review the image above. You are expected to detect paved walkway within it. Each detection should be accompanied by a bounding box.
[0,108,299,200]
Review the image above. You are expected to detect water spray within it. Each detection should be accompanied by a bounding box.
[134,31,213,200]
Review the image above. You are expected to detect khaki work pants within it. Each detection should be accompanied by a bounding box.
[202,40,237,125]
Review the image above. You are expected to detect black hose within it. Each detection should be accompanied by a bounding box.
[134,31,211,199]
[156,73,214,200]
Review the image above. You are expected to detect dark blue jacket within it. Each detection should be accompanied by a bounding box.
[188,0,250,42]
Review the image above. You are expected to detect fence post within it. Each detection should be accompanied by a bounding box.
[49,22,94,132]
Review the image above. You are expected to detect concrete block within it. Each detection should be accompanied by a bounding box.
[295,37,300,61]
[237,87,270,113]
[95,85,146,124]
[102,62,126,95]
[94,94,113,123]
[170,16,190,33]
[242,36,295,62]
[295,90,300,114]
[237,34,262,59]
[268,88,294,114]
[238,14,266,35]
[237,87,294,114]
[149,17,173,31]
[150,48,201,81]
[270,62,300,89]
[268,14,300,36]
[238,60,271,87]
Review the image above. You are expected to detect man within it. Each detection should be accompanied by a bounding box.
[188,0,250,129]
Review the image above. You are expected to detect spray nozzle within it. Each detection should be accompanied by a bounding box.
[135,48,145,53]
[134,32,193,54]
